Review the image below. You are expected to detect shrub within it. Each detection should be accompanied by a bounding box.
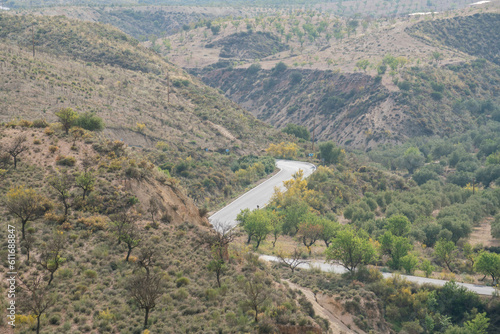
[75,112,105,131]
[56,155,76,166]
[290,72,303,84]
[272,61,287,75]
[49,145,59,153]
[45,127,55,136]
[247,63,261,74]
[176,277,190,287]
[18,119,33,128]
[33,119,49,128]
[84,269,98,280]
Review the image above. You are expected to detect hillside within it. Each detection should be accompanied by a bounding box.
[200,59,499,148]
[24,6,251,40]
[407,13,500,66]
[0,127,327,333]
[163,7,500,148]
[0,13,287,208]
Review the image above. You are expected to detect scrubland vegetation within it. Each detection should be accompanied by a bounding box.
[1,2,500,334]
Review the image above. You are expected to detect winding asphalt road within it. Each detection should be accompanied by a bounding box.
[209,160,497,296]
[209,159,316,227]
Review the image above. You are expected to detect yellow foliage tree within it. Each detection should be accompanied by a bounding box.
[270,170,321,210]
[266,142,299,159]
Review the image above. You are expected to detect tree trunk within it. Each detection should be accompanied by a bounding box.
[126,246,132,261]
[36,314,40,334]
[255,238,261,250]
[143,307,150,329]
[48,271,54,285]
[13,156,17,169]
[254,306,258,323]
[247,234,252,244]
[21,220,26,240]
[63,202,69,217]
[216,270,221,288]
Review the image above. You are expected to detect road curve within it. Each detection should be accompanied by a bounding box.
[209,160,316,228]
[260,255,497,296]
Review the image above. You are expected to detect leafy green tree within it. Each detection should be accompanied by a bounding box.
[268,211,283,248]
[386,214,410,237]
[420,259,435,278]
[238,209,271,249]
[401,147,425,174]
[5,185,46,240]
[298,213,324,253]
[388,236,412,270]
[75,171,95,200]
[474,251,500,283]
[320,218,338,247]
[55,107,78,135]
[434,239,457,272]
[401,253,419,274]
[246,63,261,74]
[492,213,500,238]
[356,59,370,72]
[326,227,376,274]
[319,141,343,164]
[281,201,309,235]
[282,123,310,140]
[464,312,490,334]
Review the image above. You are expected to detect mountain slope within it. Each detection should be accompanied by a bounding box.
[406,13,500,66]
[0,13,288,208]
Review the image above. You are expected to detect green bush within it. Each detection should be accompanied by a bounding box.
[56,155,76,166]
[75,112,105,131]
[176,276,190,287]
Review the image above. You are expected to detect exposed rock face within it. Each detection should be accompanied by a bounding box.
[201,68,411,149]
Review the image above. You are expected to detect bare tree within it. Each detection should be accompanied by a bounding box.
[276,247,307,273]
[6,135,28,169]
[47,172,74,218]
[121,222,141,262]
[201,220,236,262]
[110,211,138,245]
[238,271,270,323]
[18,275,56,334]
[22,231,36,264]
[147,195,164,226]
[137,243,157,276]
[127,272,166,330]
[38,232,66,285]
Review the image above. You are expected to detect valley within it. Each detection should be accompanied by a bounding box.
[1,1,500,333]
